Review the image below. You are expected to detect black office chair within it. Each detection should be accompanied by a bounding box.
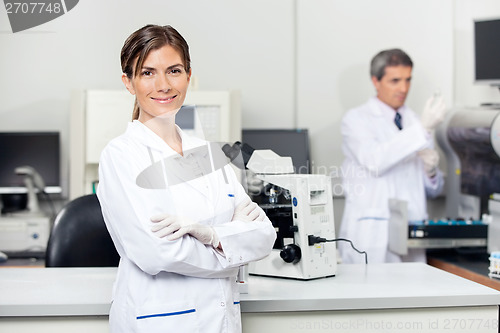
[45,194,120,267]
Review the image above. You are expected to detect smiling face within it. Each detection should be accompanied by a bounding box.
[122,45,191,123]
[372,65,412,110]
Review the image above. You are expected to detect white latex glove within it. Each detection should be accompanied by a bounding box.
[150,214,219,248]
[417,148,439,178]
[232,198,266,222]
[421,94,446,132]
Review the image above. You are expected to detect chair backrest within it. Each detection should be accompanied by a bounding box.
[45,194,119,267]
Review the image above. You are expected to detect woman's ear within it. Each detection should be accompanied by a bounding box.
[122,74,136,95]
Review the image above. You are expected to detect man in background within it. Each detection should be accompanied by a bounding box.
[339,48,445,263]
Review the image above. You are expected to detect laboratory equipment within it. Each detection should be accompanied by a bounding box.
[435,108,500,253]
[388,198,488,256]
[15,166,45,214]
[0,214,50,257]
[489,251,500,279]
[0,133,54,255]
[0,133,56,257]
[487,194,500,253]
[0,165,50,257]
[223,142,337,280]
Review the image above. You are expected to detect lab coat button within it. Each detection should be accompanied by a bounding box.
[220,302,225,307]
[239,256,243,261]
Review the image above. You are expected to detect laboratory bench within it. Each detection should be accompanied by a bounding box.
[427,248,500,291]
[1,263,500,333]
[0,257,44,268]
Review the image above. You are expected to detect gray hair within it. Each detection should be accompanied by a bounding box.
[370,48,413,80]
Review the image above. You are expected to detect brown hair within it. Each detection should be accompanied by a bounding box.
[120,25,191,120]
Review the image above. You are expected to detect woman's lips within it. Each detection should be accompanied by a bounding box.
[152,95,176,104]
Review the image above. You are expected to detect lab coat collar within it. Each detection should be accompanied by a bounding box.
[128,120,217,197]
[368,97,407,116]
[370,97,408,118]
[126,120,207,156]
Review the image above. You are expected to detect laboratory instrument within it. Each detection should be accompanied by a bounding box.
[224,142,337,280]
[0,214,50,257]
[433,108,500,254]
[15,166,45,214]
[388,107,500,255]
[0,166,50,257]
[489,251,500,279]
[388,197,488,256]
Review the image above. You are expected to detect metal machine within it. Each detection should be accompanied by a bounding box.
[388,199,488,255]
[0,166,50,257]
[389,107,500,255]
[0,214,50,256]
[436,107,500,218]
[223,142,337,280]
[437,107,500,253]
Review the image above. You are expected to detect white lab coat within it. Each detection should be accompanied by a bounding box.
[97,120,276,333]
[338,97,443,264]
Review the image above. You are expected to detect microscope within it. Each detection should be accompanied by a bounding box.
[223,142,337,280]
[14,166,46,215]
[0,166,50,257]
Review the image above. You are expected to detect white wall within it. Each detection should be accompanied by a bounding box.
[0,0,295,197]
[1,0,499,201]
[296,0,454,178]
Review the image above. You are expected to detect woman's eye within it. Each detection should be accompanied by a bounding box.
[168,68,183,75]
[141,71,152,76]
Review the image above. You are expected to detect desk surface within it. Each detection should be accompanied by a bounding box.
[0,257,44,267]
[427,248,491,275]
[426,248,500,291]
[241,263,500,312]
[0,263,499,317]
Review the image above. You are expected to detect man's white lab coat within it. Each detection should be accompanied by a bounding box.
[339,97,443,264]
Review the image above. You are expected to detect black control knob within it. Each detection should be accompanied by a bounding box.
[280,244,302,263]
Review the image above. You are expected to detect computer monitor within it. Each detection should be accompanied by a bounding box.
[0,132,61,194]
[242,129,311,174]
[474,18,500,86]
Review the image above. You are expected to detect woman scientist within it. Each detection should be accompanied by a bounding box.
[97,24,276,333]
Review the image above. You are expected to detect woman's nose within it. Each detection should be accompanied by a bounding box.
[155,74,171,92]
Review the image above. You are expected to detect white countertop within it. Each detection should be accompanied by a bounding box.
[0,263,499,317]
[241,263,500,312]
[0,267,116,317]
